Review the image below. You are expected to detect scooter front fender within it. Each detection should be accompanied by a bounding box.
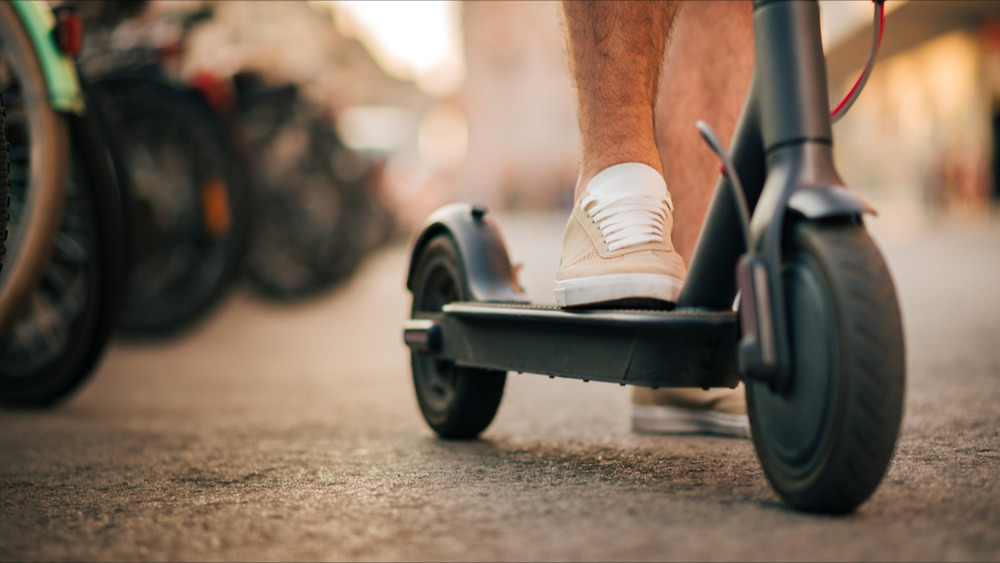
[787,184,875,220]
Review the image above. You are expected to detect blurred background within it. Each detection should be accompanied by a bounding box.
[3,4,1000,558]
[3,0,988,403]
[74,0,1000,237]
[0,0,984,387]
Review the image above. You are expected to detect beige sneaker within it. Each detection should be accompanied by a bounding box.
[631,385,750,438]
[555,163,686,308]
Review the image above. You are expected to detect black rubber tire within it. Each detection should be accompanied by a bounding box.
[410,234,506,439]
[89,75,249,337]
[0,1,72,337]
[237,92,369,301]
[0,98,9,273]
[747,219,905,514]
[0,107,127,408]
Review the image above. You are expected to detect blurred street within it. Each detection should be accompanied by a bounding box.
[1,209,998,562]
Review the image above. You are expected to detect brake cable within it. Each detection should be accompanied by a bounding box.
[830,0,886,123]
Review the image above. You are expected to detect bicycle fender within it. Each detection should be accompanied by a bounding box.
[406,203,528,303]
[787,185,875,220]
[10,0,84,114]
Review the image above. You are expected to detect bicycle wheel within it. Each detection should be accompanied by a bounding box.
[0,107,126,408]
[0,98,9,273]
[89,75,249,337]
[746,219,905,513]
[237,93,367,300]
[0,2,72,338]
[313,120,395,254]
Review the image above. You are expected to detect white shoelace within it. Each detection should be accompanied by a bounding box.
[581,184,674,252]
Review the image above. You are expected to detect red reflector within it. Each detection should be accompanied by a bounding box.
[55,11,83,58]
[189,68,235,116]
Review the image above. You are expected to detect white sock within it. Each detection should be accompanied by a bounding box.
[581,163,673,251]
[585,162,671,208]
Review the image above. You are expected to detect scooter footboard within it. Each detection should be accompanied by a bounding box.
[405,302,740,388]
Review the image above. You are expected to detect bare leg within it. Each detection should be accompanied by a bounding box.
[562,0,753,258]
[656,1,754,263]
[637,1,755,437]
[555,1,688,308]
[561,0,755,434]
[562,1,678,202]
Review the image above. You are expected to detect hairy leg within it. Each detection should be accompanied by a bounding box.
[555,1,752,312]
[655,1,754,263]
[561,0,679,202]
[636,1,755,432]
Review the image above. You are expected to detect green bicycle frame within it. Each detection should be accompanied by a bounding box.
[9,0,83,114]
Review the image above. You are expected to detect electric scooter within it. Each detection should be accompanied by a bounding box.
[403,0,903,514]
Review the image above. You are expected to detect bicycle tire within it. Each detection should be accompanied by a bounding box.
[747,219,905,513]
[0,98,9,274]
[89,74,249,337]
[0,106,127,408]
[237,94,368,301]
[233,88,368,301]
[0,2,72,338]
[313,120,395,253]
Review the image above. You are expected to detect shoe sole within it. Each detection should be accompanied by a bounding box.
[555,273,684,308]
[631,405,751,438]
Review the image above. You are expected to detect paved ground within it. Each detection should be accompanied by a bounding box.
[1,208,998,562]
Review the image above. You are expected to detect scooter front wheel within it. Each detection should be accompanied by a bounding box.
[409,234,506,439]
[747,220,905,514]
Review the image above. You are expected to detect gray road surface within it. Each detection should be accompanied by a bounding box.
[1,209,999,562]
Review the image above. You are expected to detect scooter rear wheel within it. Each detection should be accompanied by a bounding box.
[747,219,905,513]
[410,234,506,439]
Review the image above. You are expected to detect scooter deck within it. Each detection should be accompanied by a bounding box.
[405,303,740,389]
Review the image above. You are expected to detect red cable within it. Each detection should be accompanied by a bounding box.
[830,2,885,118]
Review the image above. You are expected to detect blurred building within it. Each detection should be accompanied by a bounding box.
[827,1,1000,219]
[182,1,430,111]
[174,1,997,233]
[175,1,441,231]
[455,1,579,211]
[454,0,1000,222]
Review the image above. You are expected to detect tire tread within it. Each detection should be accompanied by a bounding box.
[750,220,905,513]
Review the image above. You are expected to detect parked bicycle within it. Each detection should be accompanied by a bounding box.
[231,72,392,300]
[0,0,127,407]
[0,0,76,339]
[78,5,251,337]
[84,2,398,308]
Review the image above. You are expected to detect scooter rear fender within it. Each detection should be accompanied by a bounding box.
[406,203,528,304]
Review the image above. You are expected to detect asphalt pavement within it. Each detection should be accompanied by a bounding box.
[1,208,998,562]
